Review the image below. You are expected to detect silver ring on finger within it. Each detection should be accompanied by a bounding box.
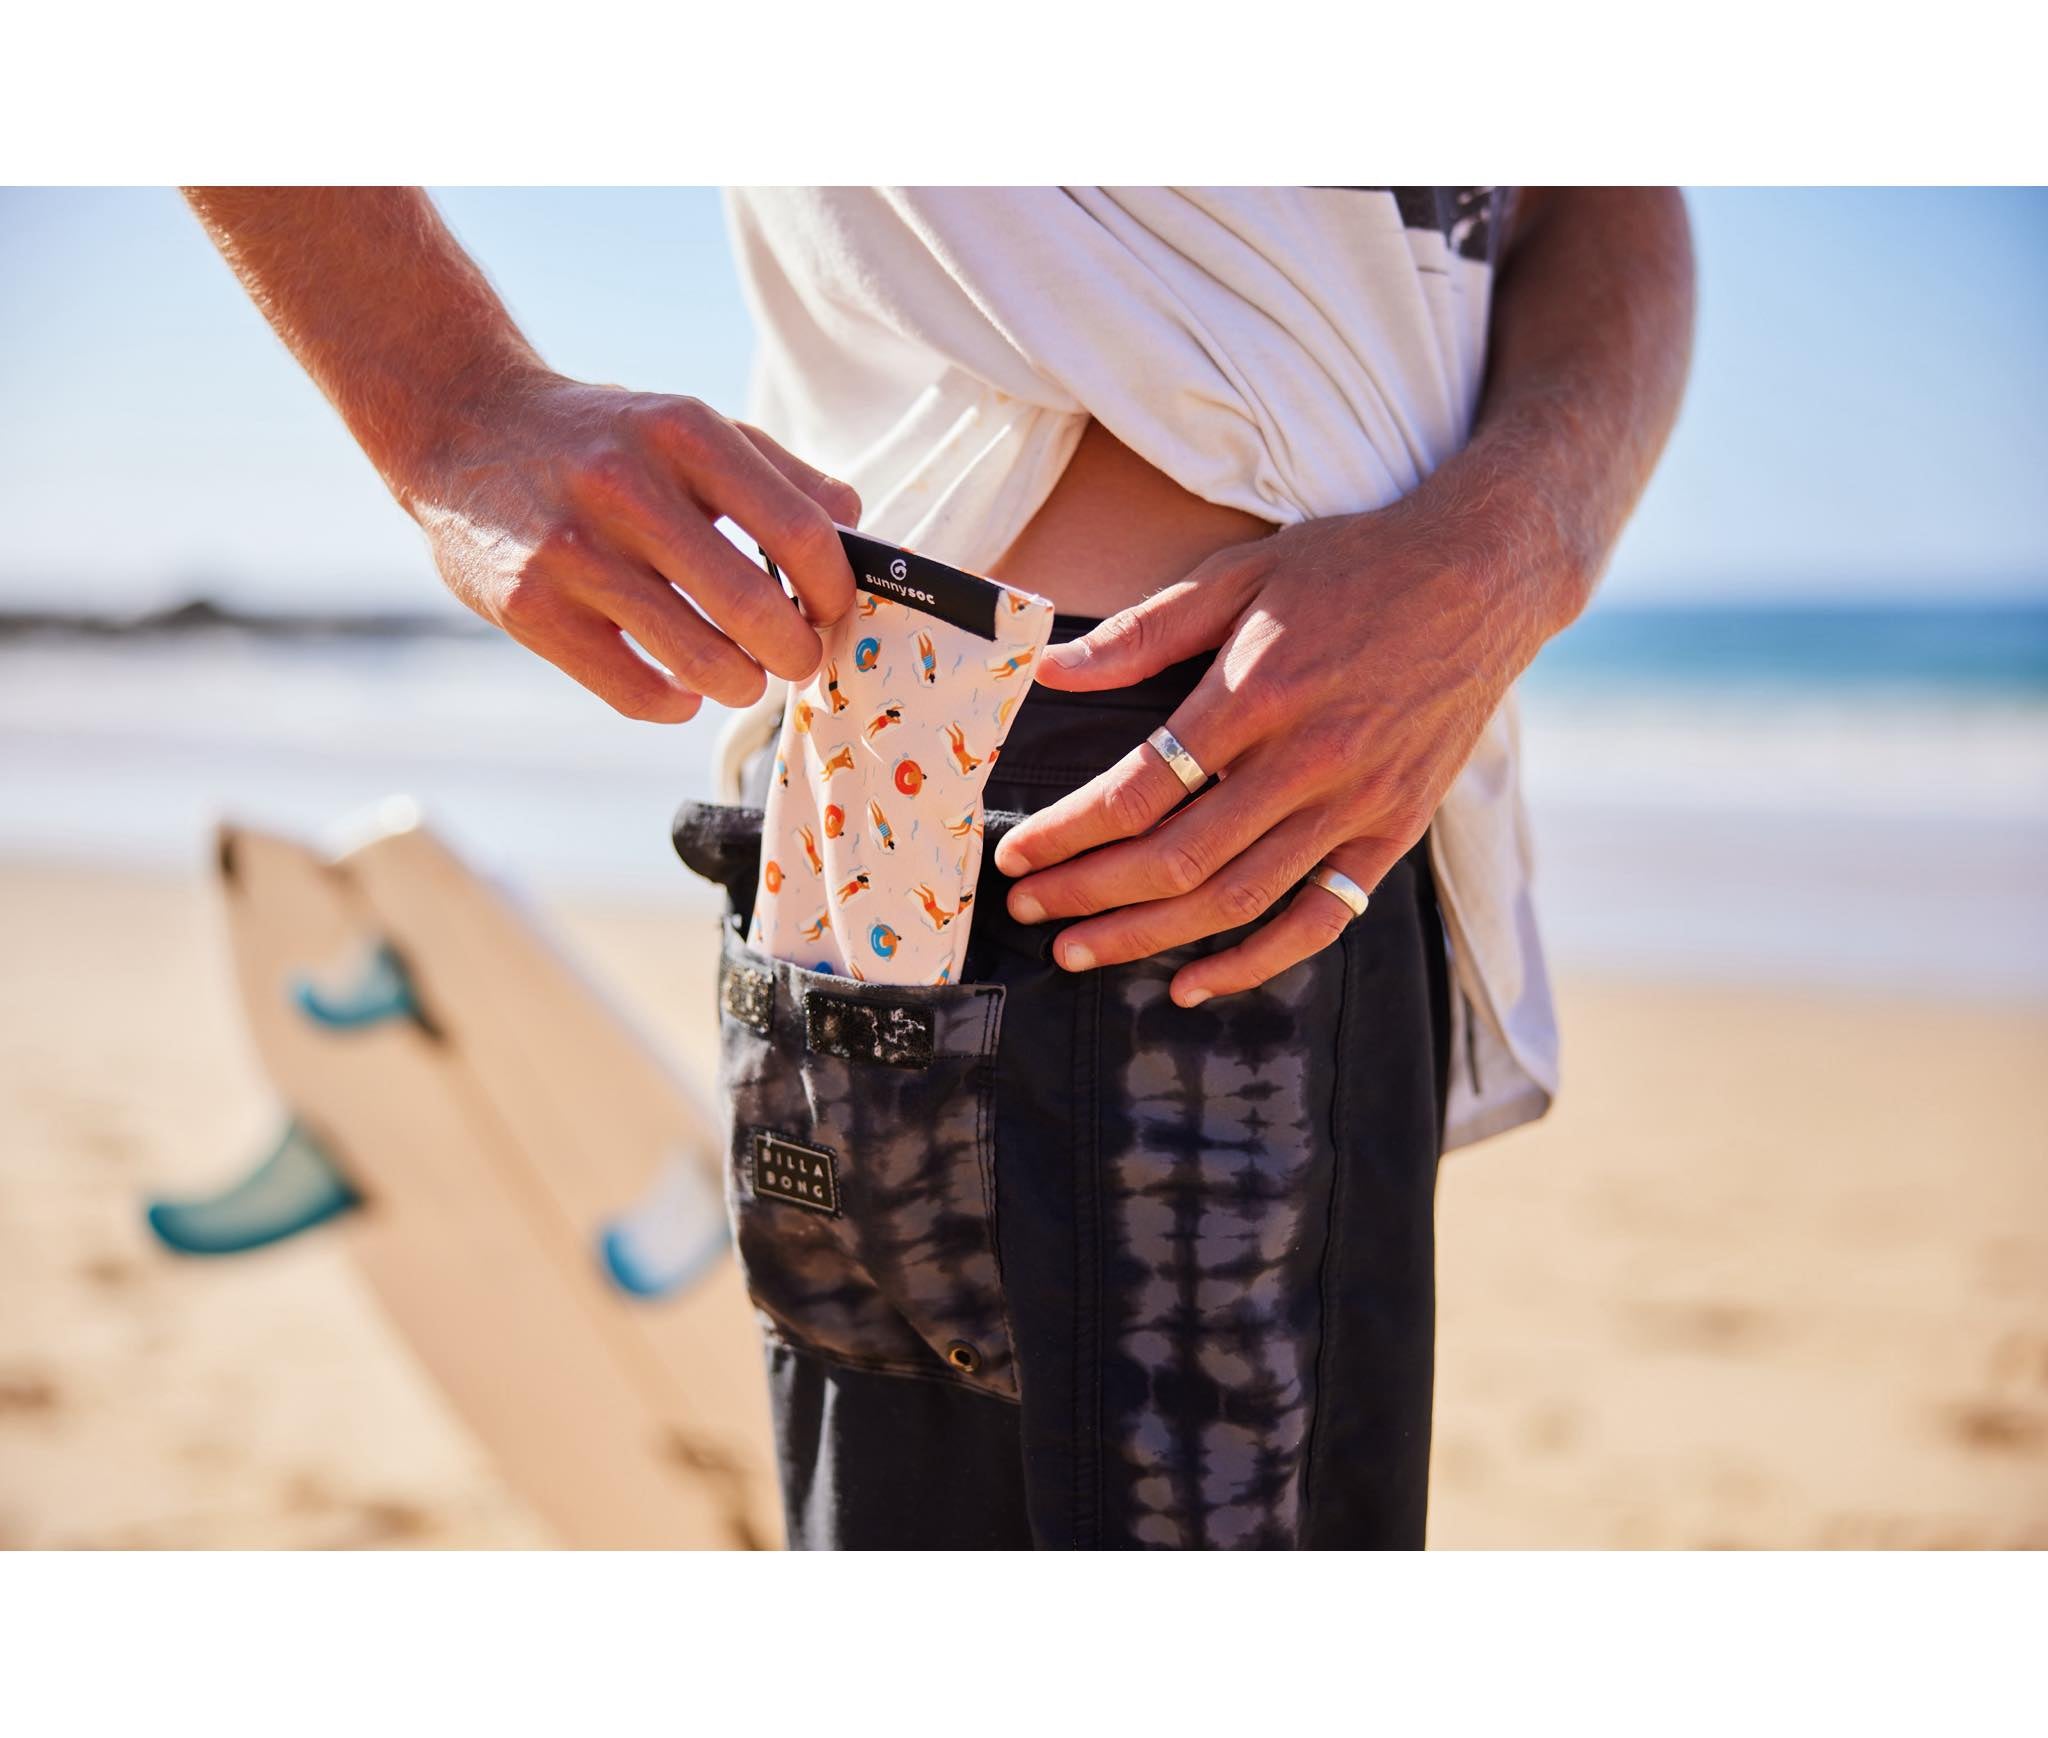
[1307,864,1371,922]
[1146,725,1207,795]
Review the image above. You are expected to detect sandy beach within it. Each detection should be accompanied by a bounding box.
[2,859,2043,1550]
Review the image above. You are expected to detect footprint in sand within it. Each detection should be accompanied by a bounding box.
[1944,1399,2047,1456]
[1940,1331,2048,1458]
[0,1369,60,1418]
[1626,1298,1779,1355]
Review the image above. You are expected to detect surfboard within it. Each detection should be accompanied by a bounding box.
[146,802,782,1549]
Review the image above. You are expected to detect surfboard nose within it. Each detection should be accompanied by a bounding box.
[145,1119,359,1256]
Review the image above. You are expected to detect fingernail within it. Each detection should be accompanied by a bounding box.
[1176,987,1210,1008]
[994,840,1027,876]
[1045,641,1088,669]
[1060,940,1095,972]
[1009,890,1045,925]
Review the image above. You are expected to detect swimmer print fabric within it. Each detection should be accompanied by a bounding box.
[751,529,1055,986]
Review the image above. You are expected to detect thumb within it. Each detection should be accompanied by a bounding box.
[1034,564,1251,692]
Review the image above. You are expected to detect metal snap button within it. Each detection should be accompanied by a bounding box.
[945,1340,981,1374]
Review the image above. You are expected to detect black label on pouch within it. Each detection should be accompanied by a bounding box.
[752,1131,839,1216]
[761,528,1003,641]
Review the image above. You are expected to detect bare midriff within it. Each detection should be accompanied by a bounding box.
[986,419,1276,619]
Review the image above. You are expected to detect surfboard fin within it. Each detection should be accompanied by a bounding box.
[292,941,423,1032]
[145,1118,359,1255]
[599,1154,729,1300]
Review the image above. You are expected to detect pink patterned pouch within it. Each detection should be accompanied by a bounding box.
[751,530,1055,986]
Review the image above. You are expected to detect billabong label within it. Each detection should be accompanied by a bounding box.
[752,1131,839,1216]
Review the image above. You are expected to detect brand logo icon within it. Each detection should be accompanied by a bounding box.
[889,556,908,581]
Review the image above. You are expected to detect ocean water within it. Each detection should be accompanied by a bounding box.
[1515,603,2048,998]
[1525,602,2048,702]
[3,601,2044,999]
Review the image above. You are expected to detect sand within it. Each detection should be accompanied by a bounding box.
[2,861,2043,1549]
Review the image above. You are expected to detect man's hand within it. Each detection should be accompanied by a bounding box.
[184,188,860,721]
[410,373,860,721]
[994,187,1696,1007]
[993,473,1572,1007]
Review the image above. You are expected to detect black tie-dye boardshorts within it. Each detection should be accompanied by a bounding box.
[673,618,1451,1549]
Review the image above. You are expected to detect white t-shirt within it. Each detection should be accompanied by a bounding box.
[724,186,1556,1149]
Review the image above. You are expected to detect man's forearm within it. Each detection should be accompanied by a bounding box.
[183,188,545,506]
[186,187,862,713]
[1431,187,1697,668]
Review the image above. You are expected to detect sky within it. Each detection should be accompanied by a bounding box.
[1,186,2043,615]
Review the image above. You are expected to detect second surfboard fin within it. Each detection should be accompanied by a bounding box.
[145,1118,360,1255]
[292,941,425,1033]
[599,1153,729,1300]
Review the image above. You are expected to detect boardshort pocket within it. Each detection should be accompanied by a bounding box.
[675,799,1018,1402]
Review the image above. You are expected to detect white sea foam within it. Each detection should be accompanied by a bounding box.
[1520,689,2048,825]
[4,634,2045,998]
